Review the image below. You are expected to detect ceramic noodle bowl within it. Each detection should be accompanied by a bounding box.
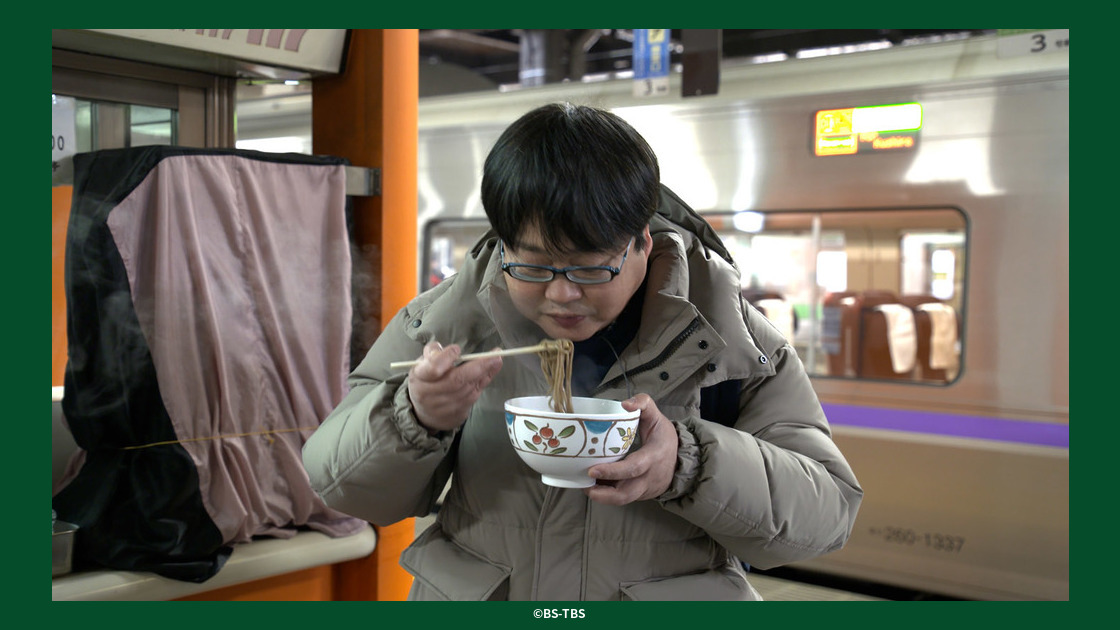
[504,395,640,488]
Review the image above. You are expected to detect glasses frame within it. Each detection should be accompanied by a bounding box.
[500,238,634,285]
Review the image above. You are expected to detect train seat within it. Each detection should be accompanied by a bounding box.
[858,290,899,308]
[857,291,916,380]
[743,289,797,341]
[753,298,796,341]
[899,294,960,381]
[822,291,863,377]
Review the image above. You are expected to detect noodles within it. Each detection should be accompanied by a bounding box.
[537,338,575,413]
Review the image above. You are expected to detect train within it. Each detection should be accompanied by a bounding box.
[398,36,1068,601]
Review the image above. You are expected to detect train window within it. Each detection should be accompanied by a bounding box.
[706,208,966,385]
[421,218,492,291]
[419,207,966,386]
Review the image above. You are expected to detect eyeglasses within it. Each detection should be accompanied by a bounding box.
[500,238,634,285]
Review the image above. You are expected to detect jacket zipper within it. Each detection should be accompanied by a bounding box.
[594,317,702,395]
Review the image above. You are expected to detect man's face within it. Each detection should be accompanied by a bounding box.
[503,225,651,342]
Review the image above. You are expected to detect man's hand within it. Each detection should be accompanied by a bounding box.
[407,342,502,433]
[584,394,678,505]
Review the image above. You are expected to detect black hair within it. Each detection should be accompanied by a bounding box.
[481,102,660,255]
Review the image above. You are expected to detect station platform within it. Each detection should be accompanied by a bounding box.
[747,572,885,601]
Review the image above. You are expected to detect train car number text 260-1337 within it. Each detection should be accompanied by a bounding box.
[868,526,966,553]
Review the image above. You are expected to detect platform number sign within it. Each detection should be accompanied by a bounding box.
[633,29,671,97]
[996,29,1068,58]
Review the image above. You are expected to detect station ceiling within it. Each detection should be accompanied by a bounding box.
[417,29,996,93]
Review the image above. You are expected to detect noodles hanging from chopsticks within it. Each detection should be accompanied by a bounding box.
[538,338,574,413]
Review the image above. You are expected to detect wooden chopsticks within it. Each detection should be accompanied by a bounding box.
[389,343,554,370]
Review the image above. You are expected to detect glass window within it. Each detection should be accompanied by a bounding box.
[421,219,492,291]
[56,95,177,152]
[706,208,966,385]
[419,207,967,385]
[129,104,176,147]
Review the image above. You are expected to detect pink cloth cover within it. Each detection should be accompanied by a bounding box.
[104,154,365,543]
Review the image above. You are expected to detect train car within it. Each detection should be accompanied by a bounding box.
[408,36,1068,600]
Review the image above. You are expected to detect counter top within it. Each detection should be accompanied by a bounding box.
[51,525,376,601]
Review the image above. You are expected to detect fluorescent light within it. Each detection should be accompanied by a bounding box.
[732,211,765,233]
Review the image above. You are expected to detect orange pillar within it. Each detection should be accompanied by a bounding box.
[52,186,73,386]
[379,30,419,333]
[312,29,419,601]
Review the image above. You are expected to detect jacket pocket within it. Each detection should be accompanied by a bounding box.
[619,564,762,601]
[400,524,512,601]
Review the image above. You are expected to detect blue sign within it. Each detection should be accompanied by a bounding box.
[632,29,671,96]
[632,29,670,80]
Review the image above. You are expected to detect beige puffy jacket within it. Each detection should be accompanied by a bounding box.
[302,187,863,601]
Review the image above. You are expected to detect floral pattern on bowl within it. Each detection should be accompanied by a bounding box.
[507,415,636,457]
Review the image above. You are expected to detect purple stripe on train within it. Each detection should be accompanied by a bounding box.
[821,403,1069,448]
